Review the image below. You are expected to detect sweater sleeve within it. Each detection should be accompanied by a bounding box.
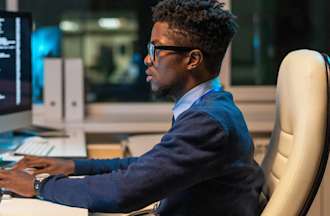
[73,157,138,175]
[40,110,229,213]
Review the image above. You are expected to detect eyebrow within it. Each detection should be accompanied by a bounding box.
[150,39,173,46]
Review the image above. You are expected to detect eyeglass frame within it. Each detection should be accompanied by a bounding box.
[147,42,201,63]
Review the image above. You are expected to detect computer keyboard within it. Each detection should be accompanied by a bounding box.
[14,137,54,156]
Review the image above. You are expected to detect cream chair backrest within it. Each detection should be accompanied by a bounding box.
[261,50,330,216]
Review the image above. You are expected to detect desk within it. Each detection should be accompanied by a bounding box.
[32,102,276,134]
[47,129,87,158]
[0,130,88,215]
[0,130,87,161]
[0,198,87,216]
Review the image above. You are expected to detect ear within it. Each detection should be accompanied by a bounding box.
[186,49,203,70]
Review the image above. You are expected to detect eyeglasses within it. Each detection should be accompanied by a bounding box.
[147,42,196,63]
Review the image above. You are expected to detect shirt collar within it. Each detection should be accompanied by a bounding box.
[172,77,221,120]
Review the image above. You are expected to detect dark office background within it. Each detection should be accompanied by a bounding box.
[232,0,330,85]
[16,0,330,102]
[0,1,4,9]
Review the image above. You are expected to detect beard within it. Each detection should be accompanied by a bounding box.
[151,83,173,101]
[150,78,185,101]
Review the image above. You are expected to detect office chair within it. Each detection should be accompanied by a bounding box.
[118,50,330,216]
[260,50,330,216]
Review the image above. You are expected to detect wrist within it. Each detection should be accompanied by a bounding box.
[65,160,75,175]
[34,173,50,199]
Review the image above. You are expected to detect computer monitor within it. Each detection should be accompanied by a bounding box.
[0,11,32,133]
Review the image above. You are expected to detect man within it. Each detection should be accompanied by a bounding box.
[0,0,264,215]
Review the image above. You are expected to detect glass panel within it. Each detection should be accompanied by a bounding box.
[19,0,89,103]
[19,0,159,103]
[20,0,330,101]
[0,0,5,10]
[231,0,330,86]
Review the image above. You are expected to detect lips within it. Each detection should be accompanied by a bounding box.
[145,69,153,82]
[146,76,153,82]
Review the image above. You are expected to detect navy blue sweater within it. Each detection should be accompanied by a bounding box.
[40,90,264,215]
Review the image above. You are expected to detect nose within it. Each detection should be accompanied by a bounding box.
[144,54,152,67]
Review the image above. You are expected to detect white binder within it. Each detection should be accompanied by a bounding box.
[43,58,63,120]
[64,58,85,122]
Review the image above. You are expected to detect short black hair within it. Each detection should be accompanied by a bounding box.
[152,0,238,74]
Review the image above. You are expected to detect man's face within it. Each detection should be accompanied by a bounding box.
[144,22,189,98]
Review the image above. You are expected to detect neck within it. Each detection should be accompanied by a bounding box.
[172,76,215,101]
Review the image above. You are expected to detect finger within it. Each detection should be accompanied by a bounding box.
[13,158,39,169]
[23,155,44,161]
[25,162,48,168]
[22,168,37,175]
[21,156,47,164]
[12,162,29,170]
[32,167,55,175]
[15,156,39,164]
[14,162,48,170]
[0,170,10,178]
[0,179,11,188]
[16,156,46,166]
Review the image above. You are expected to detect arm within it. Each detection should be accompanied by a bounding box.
[74,157,138,176]
[40,111,229,213]
[12,155,138,176]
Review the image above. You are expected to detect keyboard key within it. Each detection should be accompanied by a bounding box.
[14,137,54,156]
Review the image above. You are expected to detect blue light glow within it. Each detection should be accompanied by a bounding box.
[32,26,62,104]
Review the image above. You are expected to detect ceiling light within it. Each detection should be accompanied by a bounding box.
[98,18,121,29]
[59,21,79,32]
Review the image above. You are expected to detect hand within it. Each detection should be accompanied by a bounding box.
[0,169,35,197]
[13,156,75,176]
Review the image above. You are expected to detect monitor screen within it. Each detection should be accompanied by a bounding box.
[0,11,32,133]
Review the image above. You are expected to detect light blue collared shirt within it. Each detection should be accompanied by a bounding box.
[172,77,222,121]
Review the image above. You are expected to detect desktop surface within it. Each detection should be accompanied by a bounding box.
[0,130,87,169]
[0,197,88,216]
[46,130,87,158]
